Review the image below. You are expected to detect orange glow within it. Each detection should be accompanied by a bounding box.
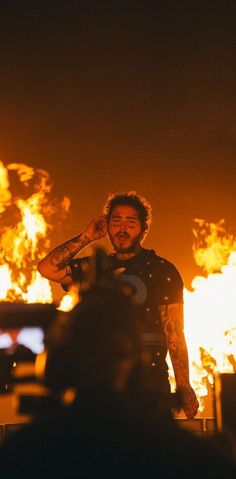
[57,285,80,312]
[1,159,236,410]
[0,161,69,304]
[168,219,236,413]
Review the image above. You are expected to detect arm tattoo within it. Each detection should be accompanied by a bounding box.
[73,233,91,245]
[49,234,90,269]
[50,246,72,268]
[159,303,190,387]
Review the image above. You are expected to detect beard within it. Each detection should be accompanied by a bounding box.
[108,230,143,254]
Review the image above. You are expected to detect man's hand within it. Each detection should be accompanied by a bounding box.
[84,215,107,242]
[177,384,199,419]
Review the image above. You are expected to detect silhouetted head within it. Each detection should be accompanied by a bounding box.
[43,288,142,394]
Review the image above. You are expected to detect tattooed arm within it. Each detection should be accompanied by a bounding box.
[37,215,107,284]
[159,302,199,419]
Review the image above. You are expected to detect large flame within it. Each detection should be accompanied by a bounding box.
[169,219,236,414]
[0,160,69,304]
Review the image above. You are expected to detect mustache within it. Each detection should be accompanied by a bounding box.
[115,232,130,239]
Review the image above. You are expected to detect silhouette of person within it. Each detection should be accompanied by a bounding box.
[0,287,235,478]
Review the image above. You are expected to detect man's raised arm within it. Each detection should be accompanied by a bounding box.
[37,216,107,284]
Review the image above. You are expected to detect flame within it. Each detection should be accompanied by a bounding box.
[2,160,235,413]
[169,219,236,414]
[192,218,236,274]
[0,160,69,304]
[57,285,80,312]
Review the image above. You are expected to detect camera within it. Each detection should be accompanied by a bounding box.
[0,302,58,392]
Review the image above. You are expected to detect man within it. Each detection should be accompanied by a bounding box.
[38,191,199,419]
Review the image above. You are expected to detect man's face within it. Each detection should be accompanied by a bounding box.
[107,205,144,254]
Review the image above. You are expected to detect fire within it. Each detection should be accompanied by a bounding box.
[1,161,235,414]
[57,285,80,312]
[192,218,236,274]
[169,219,236,414]
[0,160,69,304]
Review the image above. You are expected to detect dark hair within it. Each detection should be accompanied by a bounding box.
[103,191,152,232]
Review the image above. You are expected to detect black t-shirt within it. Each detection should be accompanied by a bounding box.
[64,248,183,355]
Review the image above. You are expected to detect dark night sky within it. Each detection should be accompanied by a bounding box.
[1,0,236,293]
